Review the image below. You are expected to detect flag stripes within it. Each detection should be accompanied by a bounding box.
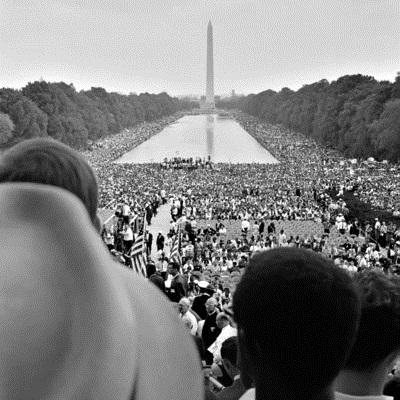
[127,213,147,277]
[170,224,182,266]
[128,233,146,276]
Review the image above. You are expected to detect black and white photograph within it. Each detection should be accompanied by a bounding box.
[1,1,400,399]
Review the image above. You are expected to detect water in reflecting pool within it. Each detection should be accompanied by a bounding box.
[116,114,279,164]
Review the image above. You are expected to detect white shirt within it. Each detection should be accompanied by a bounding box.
[208,324,237,363]
[239,388,255,400]
[335,392,393,400]
[180,311,198,336]
[122,204,130,216]
[241,220,250,230]
[123,226,133,241]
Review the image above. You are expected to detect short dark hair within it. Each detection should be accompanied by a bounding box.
[0,138,98,223]
[233,248,360,396]
[146,263,156,277]
[345,269,400,371]
[221,336,239,367]
[168,261,180,271]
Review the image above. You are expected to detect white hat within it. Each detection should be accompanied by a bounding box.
[0,183,203,400]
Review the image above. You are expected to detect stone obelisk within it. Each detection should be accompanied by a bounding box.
[205,20,215,108]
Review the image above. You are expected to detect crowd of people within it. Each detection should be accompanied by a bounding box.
[88,110,400,279]
[0,120,399,399]
[161,156,213,170]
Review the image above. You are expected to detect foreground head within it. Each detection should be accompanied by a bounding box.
[344,269,400,371]
[0,138,99,225]
[233,247,360,398]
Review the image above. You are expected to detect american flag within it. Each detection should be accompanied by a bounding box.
[169,224,182,267]
[129,232,147,277]
[128,213,147,277]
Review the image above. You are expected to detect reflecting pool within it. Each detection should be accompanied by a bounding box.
[116,114,279,164]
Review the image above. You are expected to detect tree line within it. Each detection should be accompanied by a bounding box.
[0,81,196,149]
[217,74,400,162]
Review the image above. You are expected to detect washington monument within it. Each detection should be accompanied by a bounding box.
[205,20,215,108]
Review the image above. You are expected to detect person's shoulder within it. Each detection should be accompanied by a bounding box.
[238,388,255,400]
[216,379,246,400]
[335,392,393,400]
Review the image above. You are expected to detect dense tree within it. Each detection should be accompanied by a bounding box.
[222,73,400,161]
[0,88,48,141]
[0,80,190,148]
[370,99,400,162]
[0,112,14,144]
[22,81,88,148]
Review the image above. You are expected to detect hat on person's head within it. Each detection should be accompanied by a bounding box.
[0,183,204,400]
[198,280,209,289]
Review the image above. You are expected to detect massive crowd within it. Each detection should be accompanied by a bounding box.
[2,112,400,399]
[88,111,400,278]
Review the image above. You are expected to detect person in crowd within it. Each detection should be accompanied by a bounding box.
[166,261,186,302]
[202,297,221,366]
[233,247,361,400]
[103,227,115,251]
[145,202,153,225]
[122,222,133,254]
[192,281,213,320]
[146,230,153,256]
[208,312,238,387]
[334,269,400,400]
[156,231,165,252]
[179,297,198,336]
[208,313,237,366]
[258,219,265,237]
[147,262,165,293]
[241,218,250,236]
[121,202,131,224]
[216,337,246,400]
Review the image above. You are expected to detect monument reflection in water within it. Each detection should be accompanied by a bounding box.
[206,115,215,161]
[115,114,279,164]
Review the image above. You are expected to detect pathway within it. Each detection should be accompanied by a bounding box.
[147,203,172,260]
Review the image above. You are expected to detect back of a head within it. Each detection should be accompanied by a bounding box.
[233,247,360,397]
[221,336,239,367]
[0,138,98,223]
[345,269,400,371]
[146,263,156,277]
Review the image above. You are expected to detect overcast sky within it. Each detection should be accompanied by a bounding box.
[1,0,399,96]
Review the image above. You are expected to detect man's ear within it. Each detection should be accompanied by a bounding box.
[385,350,400,372]
[223,358,232,375]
